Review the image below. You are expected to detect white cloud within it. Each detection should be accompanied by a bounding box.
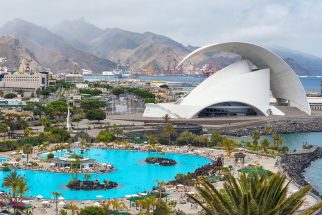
[0,0,321,56]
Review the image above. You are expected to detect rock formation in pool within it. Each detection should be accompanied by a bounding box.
[67,179,118,190]
[145,157,177,166]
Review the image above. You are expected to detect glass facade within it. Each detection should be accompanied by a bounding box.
[198,102,263,117]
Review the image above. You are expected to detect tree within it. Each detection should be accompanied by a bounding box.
[188,173,322,215]
[2,171,24,200]
[86,109,106,123]
[176,131,195,145]
[16,179,29,202]
[153,200,171,215]
[164,123,175,145]
[272,132,283,148]
[66,204,79,215]
[23,128,33,137]
[79,206,105,215]
[263,126,272,135]
[0,123,8,139]
[80,100,106,110]
[83,173,91,181]
[148,135,159,147]
[22,144,33,164]
[106,199,127,211]
[260,139,270,153]
[111,87,125,97]
[4,93,17,99]
[47,153,54,159]
[59,209,68,215]
[222,138,235,157]
[52,191,63,215]
[210,131,223,146]
[47,99,68,118]
[96,129,116,143]
[111,124,123,139]
[252,130,261,147]
[36,88,41,97]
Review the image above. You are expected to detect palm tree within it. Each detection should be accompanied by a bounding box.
[222,138,235,157]
[23,144,33,164]
[164,123,175,145]
[188,173,322,215]
[111,124,124,139]
[72,157,81,180]
[16,178,29,202]
[107,199,127,211]
[66,204,79,215]
[23,128,33,137]
[148,135,159,147]
[263,126,272,135]
[252,130,261,147]
[83,173,91,182]
[51,191,63,215]
[0,123,8,139]
[155,180,166,200]
[260,139,270,153]
[272,132,282,148]
[2,171,23,200]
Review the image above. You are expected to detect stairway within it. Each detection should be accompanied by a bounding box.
[274,106,308,117]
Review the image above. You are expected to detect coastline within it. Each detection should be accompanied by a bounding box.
[217,117,322,136]
[280,146,322,199]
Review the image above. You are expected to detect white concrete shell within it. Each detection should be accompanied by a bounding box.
[143,42,310,118]
[179,42,311,115]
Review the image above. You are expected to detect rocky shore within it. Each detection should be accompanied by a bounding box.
[67,179,118,190]
[145,157,177,166]
[218,118,322,136]
[280,146,322,198]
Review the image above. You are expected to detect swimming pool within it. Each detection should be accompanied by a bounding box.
[0,149,211,200]
[0,157,9,162]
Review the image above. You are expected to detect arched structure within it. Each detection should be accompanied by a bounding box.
[143,42,311,119]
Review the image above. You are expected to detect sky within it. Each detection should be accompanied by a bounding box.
[1,0,322,57]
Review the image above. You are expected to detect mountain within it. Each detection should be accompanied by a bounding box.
[1,18,321,76]
[0,36,41,71]
[53,19,322,75]
[53,19,190,73]
[53,18,103,51]
[0,19,116,73]
[270,47,322,76]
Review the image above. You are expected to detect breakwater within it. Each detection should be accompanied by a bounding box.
[280,146,322,198]
[218,117,322,136]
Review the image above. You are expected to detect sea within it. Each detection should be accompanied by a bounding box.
[85,75,322,92]
[85,75,322,193]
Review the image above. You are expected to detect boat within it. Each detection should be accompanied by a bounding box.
[102,71,114,76]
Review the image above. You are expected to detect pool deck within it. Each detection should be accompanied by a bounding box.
[0,143,319,214]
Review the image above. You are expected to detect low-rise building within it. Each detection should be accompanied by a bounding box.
[0,72,48,90]
[0,98,27,107]
[75,83,89,89]
[65,74,84,84]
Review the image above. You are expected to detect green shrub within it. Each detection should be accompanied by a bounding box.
[47,153,54,159]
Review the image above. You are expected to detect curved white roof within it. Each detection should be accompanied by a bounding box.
[178,42,311,115]
[143,42,310,119]
[144,61,272,118]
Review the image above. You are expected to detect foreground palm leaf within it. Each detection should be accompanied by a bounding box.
[188,173,322,215]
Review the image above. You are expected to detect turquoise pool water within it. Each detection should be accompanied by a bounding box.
[0,149,211,200]
[0,157,9,162]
